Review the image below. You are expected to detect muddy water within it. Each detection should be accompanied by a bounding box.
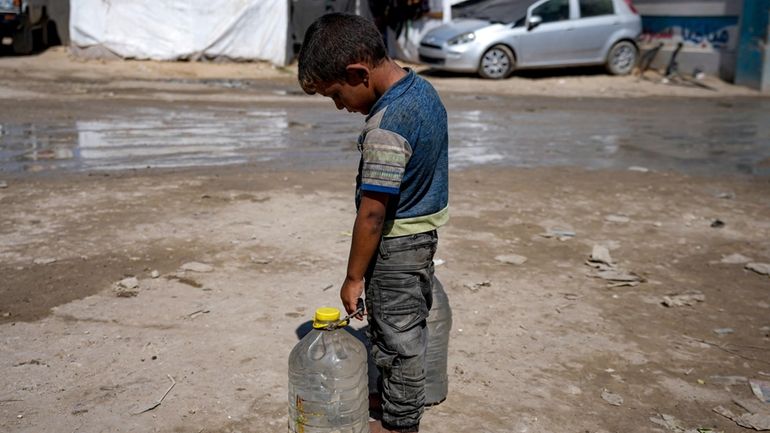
[1,96,768,175]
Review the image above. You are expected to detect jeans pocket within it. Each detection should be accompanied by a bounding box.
[375,274,423,332]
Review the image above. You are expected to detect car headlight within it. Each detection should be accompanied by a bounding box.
[447,32,476,46]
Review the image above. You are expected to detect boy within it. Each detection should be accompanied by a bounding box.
[298,13,448,433]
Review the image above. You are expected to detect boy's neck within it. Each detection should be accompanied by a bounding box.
[371,59,408,100]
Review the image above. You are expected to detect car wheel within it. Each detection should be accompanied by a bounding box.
[479,45,514,79]
[606,41,637,76]
[12,15,34,55]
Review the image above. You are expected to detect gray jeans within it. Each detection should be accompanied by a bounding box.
[365,230,437,433]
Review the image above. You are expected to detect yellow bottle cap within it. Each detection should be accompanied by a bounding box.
[313,307,342,329]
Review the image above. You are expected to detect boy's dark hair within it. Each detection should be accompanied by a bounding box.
[298,13,387,94]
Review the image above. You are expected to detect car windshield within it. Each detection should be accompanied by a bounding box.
[452,0,538,24]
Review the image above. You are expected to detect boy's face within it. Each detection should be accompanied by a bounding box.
[315,65,376,115]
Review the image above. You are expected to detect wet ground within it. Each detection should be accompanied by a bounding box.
[1,82,769,176]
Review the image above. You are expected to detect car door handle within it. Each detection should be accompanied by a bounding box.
[566,27,575,31]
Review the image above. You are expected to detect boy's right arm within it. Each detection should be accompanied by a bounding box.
[340,191,389,319]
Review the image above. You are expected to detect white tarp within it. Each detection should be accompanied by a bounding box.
[70,0,289,65]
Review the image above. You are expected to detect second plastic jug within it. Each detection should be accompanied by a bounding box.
[425,275,452,405]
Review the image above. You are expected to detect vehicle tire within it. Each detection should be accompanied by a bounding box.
[605,40,637,76]
[12,15,34,55]
[479,44,515,79]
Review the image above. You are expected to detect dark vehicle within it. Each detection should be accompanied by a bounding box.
[0,0,58,54]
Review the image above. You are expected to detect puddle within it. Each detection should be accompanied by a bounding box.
[1,98,768,175]
[0,107,362,173]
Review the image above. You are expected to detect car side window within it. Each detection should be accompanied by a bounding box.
[532,0,571,24]
[579,0,614,17]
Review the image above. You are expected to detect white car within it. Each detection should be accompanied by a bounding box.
[418,0,642,78]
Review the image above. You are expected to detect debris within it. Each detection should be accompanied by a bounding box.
[433,258,445,266]
[33,257,57,265]
[628,166,649,173]
[539,228,576,240]
[180,262,214,273]
[606,281,640,288]
[464,280,491,293]
[710,219,726,228]
[605,214,630,223]
[713,328,735,336]
[713,400,770,431]
[716,191,735,199]
[188,309,210,319]
[0,180,7,188]
[2,312,11,318]
[322,284,334,291]
[595,269,643,283]
[71,403,89,415]
[249,255,273,265]
[150,270,160,279]
[586,245,644,286]
[166,275,202,288]
[601,389,623,406]
[720,254,753,264]
[14,359,47,367]
[746,262,770,277]
[750,379,770,403]
[589,245,613,267]
[116,290,138,298]
[495,254,528,265]
[131,375,176,415]
[649,413,694,432]
[117,277,139,289]
[662,291,705,307]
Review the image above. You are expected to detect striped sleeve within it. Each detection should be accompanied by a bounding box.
[360,128,412,195]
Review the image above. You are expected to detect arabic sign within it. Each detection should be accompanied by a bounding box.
[640,16,739,51]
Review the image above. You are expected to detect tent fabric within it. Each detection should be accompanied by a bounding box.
[452,0,537,24]
[70,0,290,65]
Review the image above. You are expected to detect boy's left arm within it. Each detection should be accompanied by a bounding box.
[341,191,390,319]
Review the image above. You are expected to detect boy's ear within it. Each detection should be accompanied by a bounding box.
[345,63,370,86]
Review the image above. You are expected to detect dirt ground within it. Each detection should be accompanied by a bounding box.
[1,49,769,433]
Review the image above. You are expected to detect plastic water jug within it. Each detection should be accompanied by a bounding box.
[425,275,452,405]
[288,307,369,433]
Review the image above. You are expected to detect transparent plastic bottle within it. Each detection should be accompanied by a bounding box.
[288,307,369,433]
[425,275,452,406]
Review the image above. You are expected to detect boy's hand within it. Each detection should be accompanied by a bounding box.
[341,277,365,320]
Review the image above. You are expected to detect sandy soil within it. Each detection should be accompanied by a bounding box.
[1,48,769,433]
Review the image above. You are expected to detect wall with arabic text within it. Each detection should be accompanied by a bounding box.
[634,0,742,80]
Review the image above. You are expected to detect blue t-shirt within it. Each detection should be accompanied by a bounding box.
[356,69,449,237]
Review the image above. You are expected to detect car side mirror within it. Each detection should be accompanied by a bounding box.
[528,15,542,31]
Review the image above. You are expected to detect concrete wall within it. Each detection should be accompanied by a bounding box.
[634,0,742,80]
[634,0,743,16]
[735,0,770,91]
